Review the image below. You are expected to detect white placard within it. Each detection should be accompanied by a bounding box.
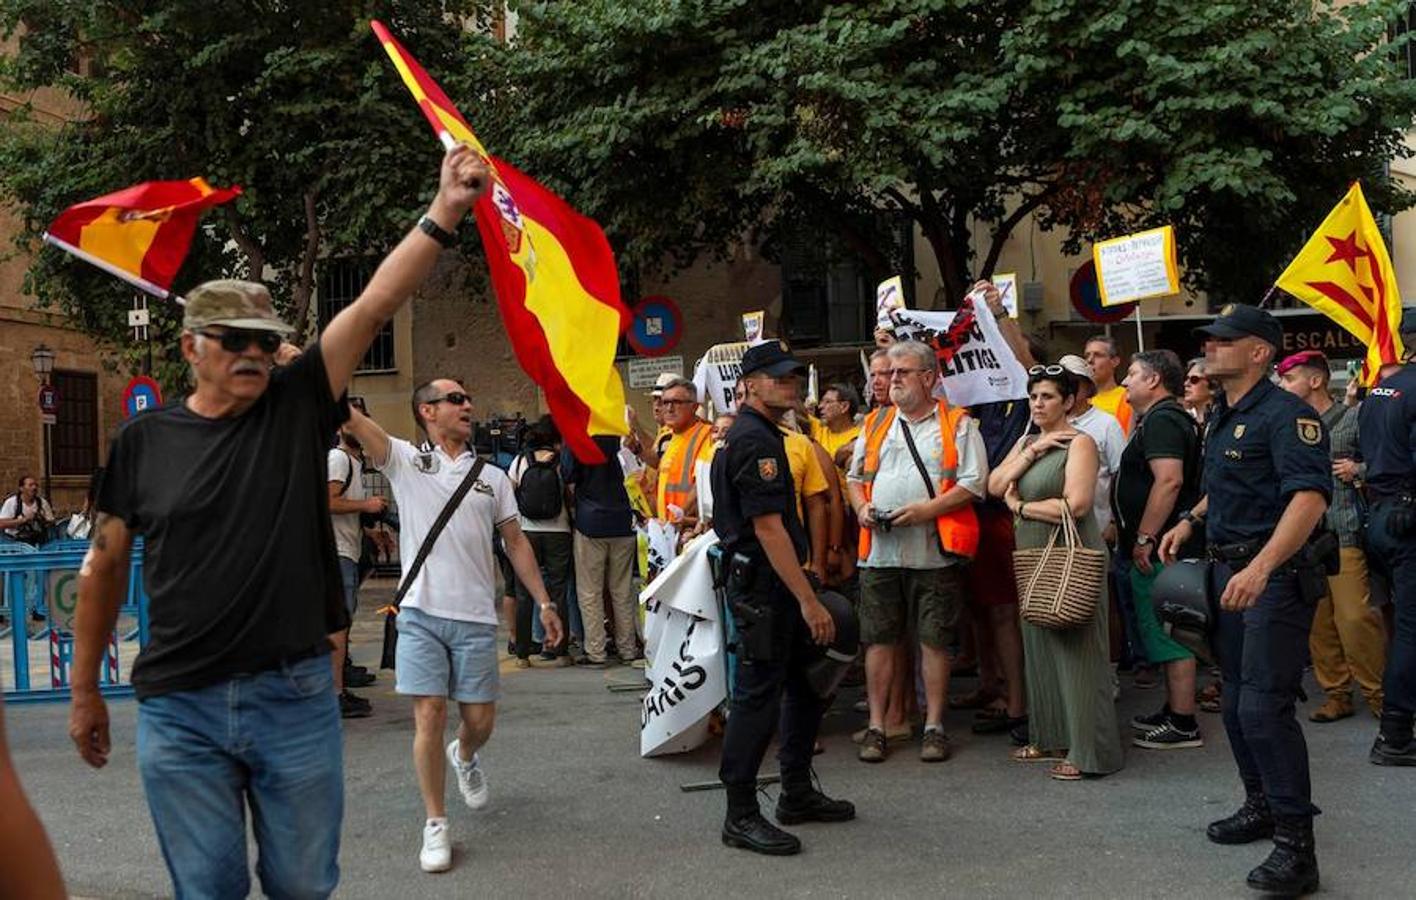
[876,275,905,329]
[1093,226,1179,306]
[627,355,684,389]
[993,272,1019,318]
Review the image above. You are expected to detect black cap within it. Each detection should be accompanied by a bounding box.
[740,339,808,378]
[1192,303,1283,350]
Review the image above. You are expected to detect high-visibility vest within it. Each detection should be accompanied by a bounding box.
[657,420,712,520]
[856,401,980,561]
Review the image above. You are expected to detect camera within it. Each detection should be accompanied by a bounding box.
[873,508,894,533]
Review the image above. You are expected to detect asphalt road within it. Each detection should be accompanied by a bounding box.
[7,599,1409,899]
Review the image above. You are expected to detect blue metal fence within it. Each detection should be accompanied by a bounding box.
[1,538,148,704]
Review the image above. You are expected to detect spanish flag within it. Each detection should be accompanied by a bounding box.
[43,179,241,299]
[1275,183,1406,383]
[372,20,630,463]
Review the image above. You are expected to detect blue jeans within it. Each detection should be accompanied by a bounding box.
[136,654,343,899]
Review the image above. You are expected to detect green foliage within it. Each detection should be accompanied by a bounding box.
[0,0,495,391]
[497,0,1416,305]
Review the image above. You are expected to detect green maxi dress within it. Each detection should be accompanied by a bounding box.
[1013,445,1124,775]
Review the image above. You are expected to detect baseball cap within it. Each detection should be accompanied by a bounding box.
[740,339,808,379]
[1192,303,1282,350]
[650,372,679,398]
[182,280,294,334]
[1057,354,1095,385]
[1276,349,1329,377]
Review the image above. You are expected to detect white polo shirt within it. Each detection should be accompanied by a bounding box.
[381,437,517,625]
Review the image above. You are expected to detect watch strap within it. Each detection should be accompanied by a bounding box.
[418,214,458,248]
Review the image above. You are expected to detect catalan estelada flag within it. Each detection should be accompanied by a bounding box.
[43,179,241,299]
[1275,183,1406,383]
[372,20,629,463]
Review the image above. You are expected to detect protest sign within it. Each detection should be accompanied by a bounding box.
[876,276,906,329]
[692,341,748,414]
[1093,226,1180,306]
[993,272,1019,318]
[742,310,765,345]
[892,303,1029,406]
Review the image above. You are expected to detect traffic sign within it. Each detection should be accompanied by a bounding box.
[38,383,60,415]
[626,295,683,357]
[1069,259,1136,325]
[122,375,163,419]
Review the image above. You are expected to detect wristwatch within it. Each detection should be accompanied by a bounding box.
[417,214,459,248]
[539,602,554,613]
[1136,533,1156,548]
[1179,509,1204,526]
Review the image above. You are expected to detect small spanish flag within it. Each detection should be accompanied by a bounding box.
[372,20,630,464]
[43,178,241,299]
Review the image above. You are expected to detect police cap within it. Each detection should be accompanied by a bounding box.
[1193,303,1282,351]
[740,340,808,379]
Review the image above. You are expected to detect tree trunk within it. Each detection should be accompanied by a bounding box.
[289,190,322,344]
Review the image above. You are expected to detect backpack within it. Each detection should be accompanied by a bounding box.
[515,449,564,520]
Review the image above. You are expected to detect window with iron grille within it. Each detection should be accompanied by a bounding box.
[318,258,395,371]
[51,370,98,477]
[780,214,914,348]
[1394,6,1416,80]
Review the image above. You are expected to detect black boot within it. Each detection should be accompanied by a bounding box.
[1207,790,1274,845]
[722,812,801,856]
[1246,815,1318,896]
[1370,712,1416,766]
[775,786,856,825]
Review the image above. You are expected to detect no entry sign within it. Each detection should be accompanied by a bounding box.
[627,295,683,357]
[122,375,163,419]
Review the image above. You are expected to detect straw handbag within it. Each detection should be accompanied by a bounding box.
[1013,499,1106,629]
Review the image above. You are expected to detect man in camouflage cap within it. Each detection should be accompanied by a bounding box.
[68,145,489,898]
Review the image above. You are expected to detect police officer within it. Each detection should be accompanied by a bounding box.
[1360,306,1416,766]
[1159,304,1330,896]
[711,340,853,856]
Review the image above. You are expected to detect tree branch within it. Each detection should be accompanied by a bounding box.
[221,206,265,279]
[978,187,1056,279]
[289,189,321,343]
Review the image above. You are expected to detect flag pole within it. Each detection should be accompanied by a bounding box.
[1134,304,1145,352]
[1257,284,1279,309]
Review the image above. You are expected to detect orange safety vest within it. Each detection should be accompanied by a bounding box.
[657,420,712,519]
[856,401,980,561]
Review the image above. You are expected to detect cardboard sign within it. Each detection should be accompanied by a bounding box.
[741,310,765,345]
[1093,226,1180,306]
[876,275,905,329]
[993,272,1019,318]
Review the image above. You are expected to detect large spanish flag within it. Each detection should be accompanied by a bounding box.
[43,178,241,298]
[372,20,629,463]
[1275,183,1406,383]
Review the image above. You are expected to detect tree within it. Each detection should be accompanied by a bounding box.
[496,0,1416,306]
[0,0,497,387]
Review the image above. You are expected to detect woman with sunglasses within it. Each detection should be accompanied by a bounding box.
[1184,358,1217,431]
[987,366,1124,781]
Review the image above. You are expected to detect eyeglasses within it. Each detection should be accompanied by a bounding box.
[887,367,927,379]
[1028,364,1065,376]
[198,329,282,354]
[428,391,472,407]
[660,398,695,408]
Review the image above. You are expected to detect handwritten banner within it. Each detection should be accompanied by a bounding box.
[1093,226,1180,307]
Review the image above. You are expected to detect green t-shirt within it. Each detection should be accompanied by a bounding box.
[1112,398,1202,557]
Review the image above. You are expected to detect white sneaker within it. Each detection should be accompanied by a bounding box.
[446,739,490,810]
[419,819,451,873]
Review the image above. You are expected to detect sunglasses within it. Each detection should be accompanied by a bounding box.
[1028,364,1065,376]
[198,329,282,354]
[1185,375,1206,385]
[427,392,472,407]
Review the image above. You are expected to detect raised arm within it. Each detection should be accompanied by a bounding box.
[344,405,393,470]
[321,146,489,397]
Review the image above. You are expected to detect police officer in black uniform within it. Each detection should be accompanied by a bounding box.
[1160,304,1331,896]
[711,340,854,856]
[1360,306,1416,766]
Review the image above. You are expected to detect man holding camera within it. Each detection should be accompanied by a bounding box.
[848,339,986,765]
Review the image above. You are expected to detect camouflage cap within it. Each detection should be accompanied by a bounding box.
[182,280,294,334]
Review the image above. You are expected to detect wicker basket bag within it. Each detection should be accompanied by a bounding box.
[1013,499,1106,629]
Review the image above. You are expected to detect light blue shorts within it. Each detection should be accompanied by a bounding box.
[394,606,501,704]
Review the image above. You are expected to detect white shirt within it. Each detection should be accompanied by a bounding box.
[381,438,518,625]
[847,410,988,569]
[508,449,571,533]
[327,447,366,563]
[1070,406,1125,532]
[0,494,52,538]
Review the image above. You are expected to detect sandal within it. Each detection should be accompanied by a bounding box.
[1011,745,1065,763]
[1048,762,1083,781]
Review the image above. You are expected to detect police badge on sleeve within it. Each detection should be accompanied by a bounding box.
[758,458,778,481]
[1296,418,1322,446]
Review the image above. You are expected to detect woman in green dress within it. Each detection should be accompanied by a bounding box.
[987,366,1124,780]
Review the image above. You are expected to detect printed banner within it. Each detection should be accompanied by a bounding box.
[891,302,1030,406]
[692,342,749,414]
[1093,226,1180,306]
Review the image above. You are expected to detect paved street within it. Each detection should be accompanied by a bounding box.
[7,585,1410,899]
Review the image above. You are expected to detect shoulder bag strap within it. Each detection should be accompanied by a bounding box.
[392,457,487,609]
[897,417,937,500]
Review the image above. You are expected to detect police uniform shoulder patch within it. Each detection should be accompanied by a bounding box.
[1296,417,1321,446]
[758,458,778,480]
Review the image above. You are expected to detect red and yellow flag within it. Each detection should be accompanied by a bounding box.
[371,20,629,463]
[1275,183,1406,383]
[43,178,241,298]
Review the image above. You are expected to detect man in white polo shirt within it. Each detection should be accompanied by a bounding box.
[346,379,562,874]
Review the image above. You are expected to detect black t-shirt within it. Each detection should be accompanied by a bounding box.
[98,344,350,698]
[710,405,808,563]
[1112,397,1202,557]
[561,435,634,538]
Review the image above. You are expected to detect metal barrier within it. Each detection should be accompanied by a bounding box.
[1,539,148,704]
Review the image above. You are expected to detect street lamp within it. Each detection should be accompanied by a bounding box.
[30,344,56,500]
